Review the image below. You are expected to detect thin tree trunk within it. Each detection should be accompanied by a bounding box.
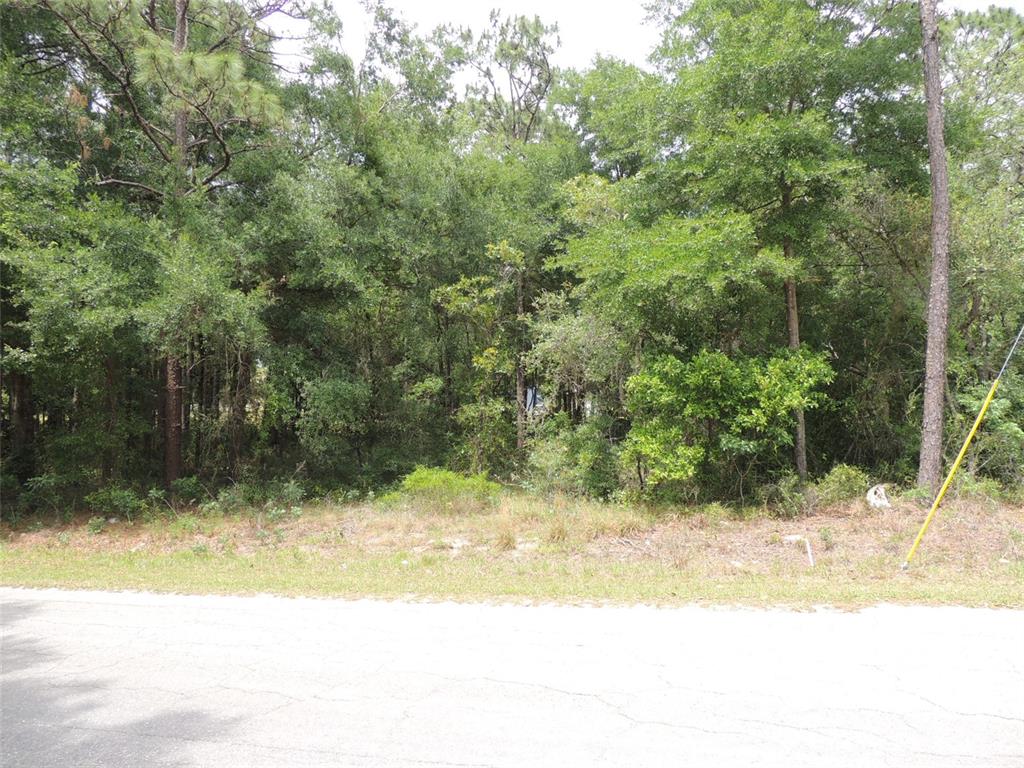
[917,0,951,494]
[230,352,251,477]
[781,178,807,482]
[515,273,527,451]
[515,365,527,450]
[173,0,189,165]
[183,339,192,467]
[102,356,117,481]
[784,274,808,483]
[164,356,182,486]
[163,0,190,487]
[8,371,36,482]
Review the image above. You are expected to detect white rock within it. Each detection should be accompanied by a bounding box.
[866,484,890,509]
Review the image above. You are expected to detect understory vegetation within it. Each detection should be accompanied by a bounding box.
[3,480,1022,606]
[2,0,1023,521]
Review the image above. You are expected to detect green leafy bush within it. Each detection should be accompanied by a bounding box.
[212,479,305,513]
[170,513,201,535]
[265,505,302,523]
[623,349,833,498]
[391,466,501,514]
[19,473,75,516]
[296,375,372,471]
[84,487,145,521]
[954,474,1005,503]
[815,464,870,506]
[86,516,106,534]
[896,485,933,504]
[276,479,305,506]
[955,374,1024,486]
[169,476,205,504]
[759,474,814,518]
[454,398,516,476]
[215,484,253,513]
[528,414,620,498]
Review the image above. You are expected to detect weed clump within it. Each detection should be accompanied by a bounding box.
[495,525,518,552]
[815,464,870,507]
[759,474,814,517]
[545,518,569,545]
[385,467,501,514]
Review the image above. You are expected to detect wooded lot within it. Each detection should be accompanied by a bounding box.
[2,0,1022,515]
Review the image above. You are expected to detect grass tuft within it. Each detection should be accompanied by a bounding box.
[494,522,517,552]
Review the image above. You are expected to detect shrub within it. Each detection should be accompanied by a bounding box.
[147,486,168,506]
[528,414,620,499]
[955,374,1024,486]
[454,398,516,476]
[759,474,814,518]
[265,505,302,523]
[170,513,200,535]
[215,484,249,513]
[198,500,223,517]
[954,474,1005,502]
[276,479,305,506]
[20,472,75,516]
[815,464,870,506]
[84,486,145,521]
[393,466,501,514]
[86,516,106,534]
[169,476,205,504]
[622,349,833,498]
[213,481,288,514]
[896,484,933,504]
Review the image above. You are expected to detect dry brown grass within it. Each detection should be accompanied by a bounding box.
[3,491,1022,606]
[494,521,518,552]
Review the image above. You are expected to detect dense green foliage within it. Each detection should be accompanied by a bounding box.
[2,0,1022,517]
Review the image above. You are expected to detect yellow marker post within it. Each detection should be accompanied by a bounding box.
[902,321,1024,570]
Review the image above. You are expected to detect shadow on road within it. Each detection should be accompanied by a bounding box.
[2,599,240,768]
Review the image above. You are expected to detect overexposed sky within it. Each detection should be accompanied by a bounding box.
[273,0,1024,74]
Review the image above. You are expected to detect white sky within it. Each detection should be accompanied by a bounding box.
[272,0,1024,74]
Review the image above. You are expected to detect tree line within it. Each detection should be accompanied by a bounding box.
[2,0,1022,513]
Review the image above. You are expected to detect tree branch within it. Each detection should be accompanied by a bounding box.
[95,177,164,198]
[39,0,174,163]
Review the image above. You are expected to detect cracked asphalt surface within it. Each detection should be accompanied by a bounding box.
[1,588,1022,767]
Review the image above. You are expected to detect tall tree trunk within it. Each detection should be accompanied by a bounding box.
[230,352,251,477]
[164,356,182,486]
[784,274,808,483]
[7,371,36,482]
[515,365,527,450]
[163,0,190,487]
[917,0,951,494]
[515,272,527,451]
[102,356,117,481]
[173,0,189,160]
[781,179,808,482]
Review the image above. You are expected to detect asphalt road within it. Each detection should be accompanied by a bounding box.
[2,588,1022,767]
